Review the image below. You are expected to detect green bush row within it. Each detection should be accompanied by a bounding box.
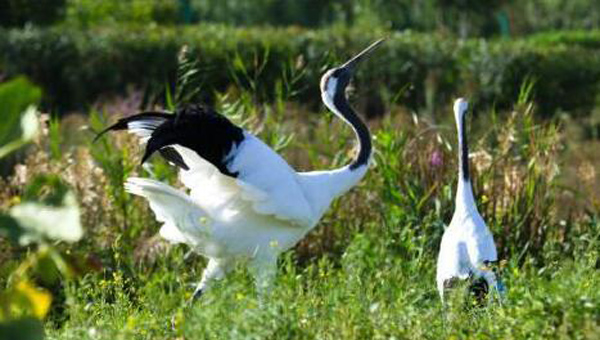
[1,25,599,117]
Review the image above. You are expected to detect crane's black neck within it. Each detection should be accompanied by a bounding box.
[458,113,470,182]
[333,90,372,170]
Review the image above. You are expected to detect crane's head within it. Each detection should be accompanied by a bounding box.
[320,38,385,109]
[453,98,469,121]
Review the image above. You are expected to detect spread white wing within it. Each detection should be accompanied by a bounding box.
[124,177,211,246]
[173,133,316,227]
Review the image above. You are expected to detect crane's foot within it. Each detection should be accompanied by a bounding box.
[190,287,203,302]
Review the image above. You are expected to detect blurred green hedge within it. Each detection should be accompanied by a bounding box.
[1,25,599,117]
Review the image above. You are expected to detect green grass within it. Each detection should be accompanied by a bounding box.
[43,98,600,338]
[1,57,599,339]
[47,241,599,339]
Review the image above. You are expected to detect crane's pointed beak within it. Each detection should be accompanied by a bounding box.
[341,38,385,72]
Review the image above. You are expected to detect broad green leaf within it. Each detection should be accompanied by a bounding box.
[0,318,44,340]
[20,106,40,141]
[0,280,51,322]
[0,214,25,245]
[0,106,41,159]
[0,77,42,146]
[2,175,84,245]
[14,281,52,319]
[33,252,62,285]
[10,192,83,245]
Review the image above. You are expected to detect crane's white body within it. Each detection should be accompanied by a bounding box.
[436,99,501,301]
[435,177,498,297]
[117,40,385,297]
[125,132,368,292]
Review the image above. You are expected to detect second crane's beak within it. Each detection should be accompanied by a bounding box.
[341,38,385,72]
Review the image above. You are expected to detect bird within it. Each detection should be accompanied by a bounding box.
[95,39,385,300]
[436,98,504,303]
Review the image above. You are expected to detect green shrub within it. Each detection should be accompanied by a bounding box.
[1,25,600,117]
[529,30,600,49]
[60,0,600,38]
[64,0,180,28]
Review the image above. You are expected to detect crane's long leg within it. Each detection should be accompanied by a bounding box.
[248,253,278,297]
[192,258,232,300]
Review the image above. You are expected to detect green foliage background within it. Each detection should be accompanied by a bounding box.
[2,26,600,118]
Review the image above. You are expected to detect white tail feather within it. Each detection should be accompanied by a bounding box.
[124,177,212,245]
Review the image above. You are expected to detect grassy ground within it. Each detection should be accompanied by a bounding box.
[1,77,599,339]
[48,243,599,340]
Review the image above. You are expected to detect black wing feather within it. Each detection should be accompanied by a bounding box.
[95,105,245,178]
[159,146,189,170]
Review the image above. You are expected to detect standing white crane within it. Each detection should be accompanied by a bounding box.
[96,39,384,300]
[436,98,503,303]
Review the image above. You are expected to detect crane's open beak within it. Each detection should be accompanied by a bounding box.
[341,38,385,72]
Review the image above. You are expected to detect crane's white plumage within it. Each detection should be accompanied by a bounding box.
[97,39,384,299]
[172,133,316,227]
[436,98,502,302]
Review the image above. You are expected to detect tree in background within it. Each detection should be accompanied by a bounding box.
[510,0,600,34]
[52,0,599,37]
[0,0,66,28]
